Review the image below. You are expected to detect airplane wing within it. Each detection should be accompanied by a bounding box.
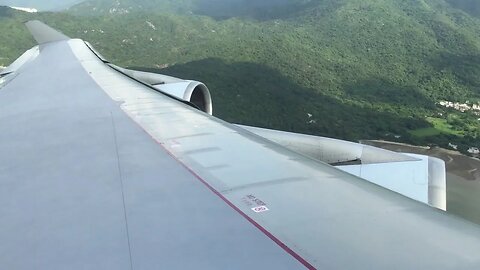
[1,21,480,270]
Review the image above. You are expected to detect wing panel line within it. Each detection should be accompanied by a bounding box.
[69,39,315,268]
[110,112,135,270]
[121,109,317,270]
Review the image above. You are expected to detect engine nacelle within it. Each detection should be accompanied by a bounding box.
[152,81,212,115]
[110,65,213,115]
[238,125,447,211]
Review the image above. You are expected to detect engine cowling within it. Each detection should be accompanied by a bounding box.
[152,81,212,115]
[110,65,213,115]
[238,125,447,211]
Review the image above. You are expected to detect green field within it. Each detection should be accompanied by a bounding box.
[409,117,464,137]
[409,127,443,137]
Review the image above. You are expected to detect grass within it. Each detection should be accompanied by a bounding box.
[409,127,443,137]
[409,117,463,137]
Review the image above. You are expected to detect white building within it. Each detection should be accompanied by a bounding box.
[449,143,458,150]
[468,147,480,154]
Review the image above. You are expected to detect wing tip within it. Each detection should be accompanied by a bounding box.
[25,20,70,45]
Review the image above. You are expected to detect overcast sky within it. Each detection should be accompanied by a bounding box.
[0,0,83,10]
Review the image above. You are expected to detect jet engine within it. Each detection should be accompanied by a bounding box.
[152,81,212,115]
[110,65,213,115]
[238,125,447,211]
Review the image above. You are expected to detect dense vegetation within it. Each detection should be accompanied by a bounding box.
[70,0,319,19]
[0,0,479,154]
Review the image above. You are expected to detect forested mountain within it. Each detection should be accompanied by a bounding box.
[69,0,316,19]
[1,0,479,154]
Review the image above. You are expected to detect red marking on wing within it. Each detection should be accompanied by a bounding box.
[120,109,316,270]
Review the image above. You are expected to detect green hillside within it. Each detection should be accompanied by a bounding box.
[69,0,316,19]
[1,0,479,154]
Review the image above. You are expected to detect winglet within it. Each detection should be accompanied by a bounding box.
[25,20,70,44]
